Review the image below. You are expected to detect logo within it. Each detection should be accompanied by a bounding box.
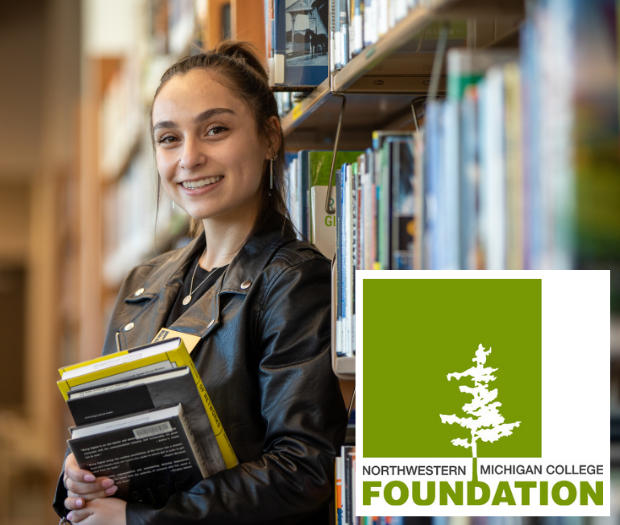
[356,271,609,517]
[440,344,521,459]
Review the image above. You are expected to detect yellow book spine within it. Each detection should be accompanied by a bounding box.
[177,351,239,469]
[57,352,176,401]
[58,351,130,376]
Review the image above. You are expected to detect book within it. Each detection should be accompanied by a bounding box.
[305,150,363,255]
[335,453,344,524]
[66,366,229,476]
[58,337,238,471]
[310,185,336,258]
[69,404,206,507]
[273,0,328,86]
[390,136,415,270]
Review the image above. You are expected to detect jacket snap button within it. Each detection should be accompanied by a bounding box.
[133,287,145,296]
[207,319,215,329]
[240,280,251,290]
[123,322,135,332]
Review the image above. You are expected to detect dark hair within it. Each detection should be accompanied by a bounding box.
[152,41,288,234]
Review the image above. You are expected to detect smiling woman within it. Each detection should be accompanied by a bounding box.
[152,69,271,246]
[53,41,347,525]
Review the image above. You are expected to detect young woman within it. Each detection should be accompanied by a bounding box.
[54,41,347,525]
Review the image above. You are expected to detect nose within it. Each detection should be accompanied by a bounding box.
[179,136,204,170]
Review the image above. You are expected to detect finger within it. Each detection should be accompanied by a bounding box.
[67,484,119,501]
[65,476,116,496]
[65,464,97,484]
[65,454,97,483]
[66,507,93,523]
[64,496,85,511]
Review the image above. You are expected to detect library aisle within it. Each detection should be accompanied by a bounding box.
[0,0,617,524]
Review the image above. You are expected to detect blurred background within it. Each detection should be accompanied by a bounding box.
[0,0,617,523]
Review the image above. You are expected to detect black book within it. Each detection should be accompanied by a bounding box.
[68,404,206,507]
[67,366,228,476]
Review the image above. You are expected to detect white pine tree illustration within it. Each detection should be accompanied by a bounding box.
[440,343,520,459]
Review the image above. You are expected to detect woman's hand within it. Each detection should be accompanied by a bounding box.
[66,497,127,524]
[63,453,118,512]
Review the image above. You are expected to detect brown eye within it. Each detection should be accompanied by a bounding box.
[206,126,228,136]
[156,135,178,145]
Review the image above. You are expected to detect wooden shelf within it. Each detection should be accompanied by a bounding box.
[281,0,524,146]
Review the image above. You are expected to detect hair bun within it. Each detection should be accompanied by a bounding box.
[214,41,268,82]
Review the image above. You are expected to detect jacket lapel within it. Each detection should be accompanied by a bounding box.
[123,211,297,346]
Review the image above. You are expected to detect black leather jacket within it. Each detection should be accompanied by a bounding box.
[53,211,347,524]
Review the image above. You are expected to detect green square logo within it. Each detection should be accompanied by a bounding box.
[362,278,541,458]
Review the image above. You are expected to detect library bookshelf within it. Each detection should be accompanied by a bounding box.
[280,1,618,522]
[282,0,524,379]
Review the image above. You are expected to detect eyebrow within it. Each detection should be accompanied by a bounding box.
[152,107,235,132]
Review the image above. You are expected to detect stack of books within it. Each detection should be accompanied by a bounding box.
[57,337,237,507]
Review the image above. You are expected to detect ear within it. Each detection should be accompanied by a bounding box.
[264,116,282,158]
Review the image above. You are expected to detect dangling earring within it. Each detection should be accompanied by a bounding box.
[269,156,276,191]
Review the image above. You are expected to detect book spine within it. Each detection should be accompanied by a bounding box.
[58,352,172,400]
[170,348,238,469]
[344,445,353,525]
[441,99,460,269]
[336,164,346,356]
[503,62,524,270]
[335,455,344,525]
[273,0,286,84]
[344,163,354,357]
[413,130,425,270]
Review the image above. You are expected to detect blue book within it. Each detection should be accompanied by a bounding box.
[390,137,415,270]
[423,102,442,269]
[274,0,328,86]
[336,164,346,356]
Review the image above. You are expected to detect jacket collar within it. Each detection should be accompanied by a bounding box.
[123,210,297,343]
[135,210,296,296]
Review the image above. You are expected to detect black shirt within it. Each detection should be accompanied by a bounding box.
[165,258,227,326]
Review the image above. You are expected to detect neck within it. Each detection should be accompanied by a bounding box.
[199,206,261,270]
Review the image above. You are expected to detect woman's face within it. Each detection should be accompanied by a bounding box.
[152,69,270,224]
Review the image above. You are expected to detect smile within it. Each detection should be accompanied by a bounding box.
[180,176,223,189]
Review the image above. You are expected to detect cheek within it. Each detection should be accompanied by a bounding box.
[155,152,174,180]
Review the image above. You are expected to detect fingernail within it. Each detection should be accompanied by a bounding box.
[84,473,96,482]
[105,485,118,496]
[76,498,83,507]
[101,478,114,488]
[67,512,74,521]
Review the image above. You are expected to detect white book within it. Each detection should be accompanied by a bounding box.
[481,66,507,270]
[310,186,337,259]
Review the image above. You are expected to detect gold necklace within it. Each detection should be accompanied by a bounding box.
[182,258,210,306]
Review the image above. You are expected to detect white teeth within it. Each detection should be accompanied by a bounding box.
[181,176,223,189]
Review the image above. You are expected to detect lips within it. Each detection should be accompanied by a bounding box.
[180,175,224,189]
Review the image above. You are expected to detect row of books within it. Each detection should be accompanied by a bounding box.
[424,0,619,285]
[338,512,604,522]
[327,0,618,356]
[344,512,598,523]
[285,149,363,258]
[265,0,467,87]
[57,336,237,506]
[332,0,465,71]
[334,131,416,357]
